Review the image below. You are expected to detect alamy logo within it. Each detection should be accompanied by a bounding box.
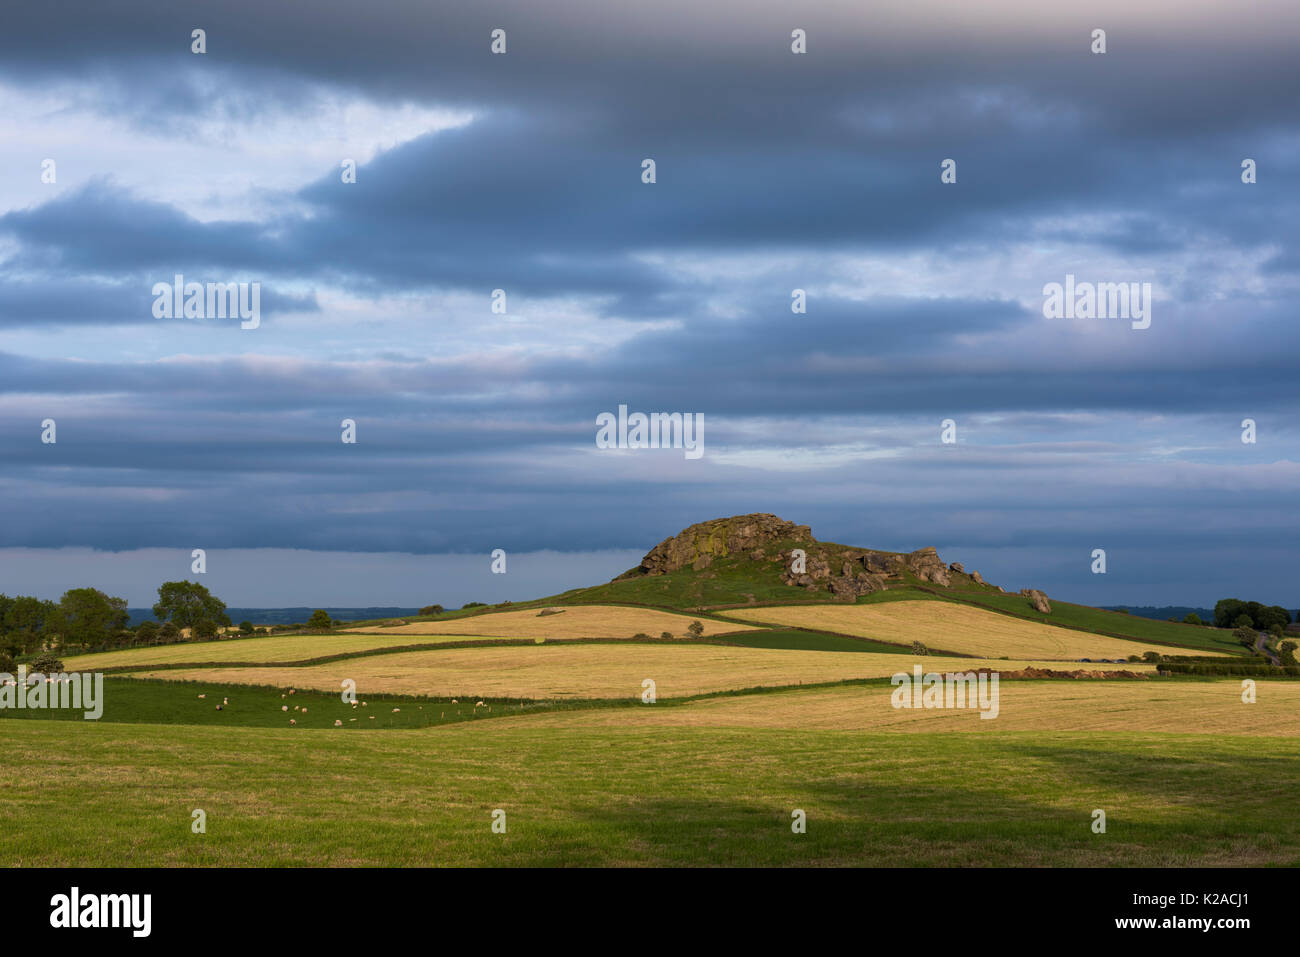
[1042,274,1152,330]
[50,887,151,937]
[891,665,1000,719]
[152,274,261,329]
[1,665,104,720]
[595,404,704,459]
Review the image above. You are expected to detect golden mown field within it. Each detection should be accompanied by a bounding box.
[500,678,1290,734]
[63,634,474,670]
[128,645,1154,700]
[343,604,760,639]
[725,601,1217,660]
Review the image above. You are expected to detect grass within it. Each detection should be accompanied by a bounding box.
[937,587,1244,653]
[726,600,1221,660]
[4,719,1297,866]
[716,628,904,654]
[342,604,761,639]
[61,633,471,670]
[126,645,1156,700]
[0,677,546,729]
[511,678,1300,735]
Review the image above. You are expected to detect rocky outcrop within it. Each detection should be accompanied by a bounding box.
[970,571,986,585]
[949,562,964,574]
[1020,588,1052,614]
[905,547,951,586]
[619,513,813,578]
[618,513,958,600]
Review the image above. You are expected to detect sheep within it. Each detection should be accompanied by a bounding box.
[334,719,343,727]
[198,694,206,699]
[289,718,297,725]
[281,705,288,712]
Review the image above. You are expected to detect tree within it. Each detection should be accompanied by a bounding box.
[135,620,160,645]
[1269,623,1285,639]
[1216,597,1292,630]
[660,631,674,640]
[153,581,230,631]
[687,620,705,638]
[1182,613,1202,626]
[2,595,60,653]
[419,605,444,616]
[238,621,255,635]
[1215,598,1247,628]
[307,610,332,631]
[1257,605,1291,631]
[56,587,129,649]
[191,618,219,640]
[1141,650,1162,663]
[1280,641,1298,667]
[1233,626,1258,650]
[158,622,180,641]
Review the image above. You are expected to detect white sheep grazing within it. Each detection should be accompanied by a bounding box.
[198,694,206,699]
[334,720,343,727]
[392,707,400,713]
[281,705,288,711]
[289,719,297,725]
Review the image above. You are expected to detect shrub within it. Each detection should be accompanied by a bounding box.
[0,653,15,674]
[1182,613,1202,625]
[660,631,674,640]
[687,620,705,638]
[911,640,929,655]
[418,605,444,616]
[306,610,332,631]
[1141,650,1163,663]
[632,632,651,640]
[28,652,65,674]
[1232,626,1258,649]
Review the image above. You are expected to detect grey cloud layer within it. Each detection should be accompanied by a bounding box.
[1,1,1298,605]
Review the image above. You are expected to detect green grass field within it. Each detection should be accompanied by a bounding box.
[4,718,1296,866]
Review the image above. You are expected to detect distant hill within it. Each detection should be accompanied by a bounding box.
[1101,606,1215,623]
[126,607,421,627]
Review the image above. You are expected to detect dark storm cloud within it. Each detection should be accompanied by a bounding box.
[1,1,1299,605]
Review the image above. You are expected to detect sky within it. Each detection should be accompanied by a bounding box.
[1,1,1297,609]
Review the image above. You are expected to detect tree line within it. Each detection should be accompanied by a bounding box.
[0,580,243,666]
